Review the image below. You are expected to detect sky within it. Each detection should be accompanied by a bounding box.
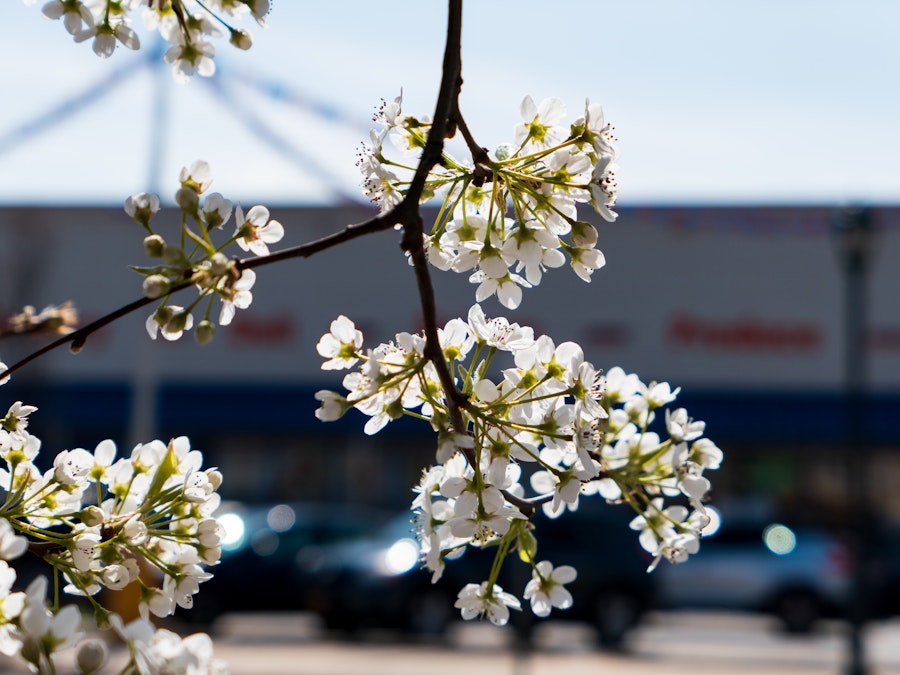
[3,1,900,207]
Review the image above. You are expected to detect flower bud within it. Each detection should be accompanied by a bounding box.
[101,564,130,591]
[143,234,166,258]
[163,245,187,266]
[79,505,105,527]
[195,320,216,345]
[76,639,108,674]
[246,0,270,20]
[123,518,148,546]
[125,192,160,228]
[175,186,200,213]
[571,220,598,248]
[164,311,190,336]
[142,274,169,299]
[123,557,140,580]
[230,28,252,50]
[208,253,230,277]
[494,143,514,161]
[205,468,223,491]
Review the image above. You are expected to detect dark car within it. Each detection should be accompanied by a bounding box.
[187,502,388,622]
[299,501,656,647]
[654,511,852,632]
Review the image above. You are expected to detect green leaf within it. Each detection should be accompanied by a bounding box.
[146,441,179,500]
[517,528,538,564]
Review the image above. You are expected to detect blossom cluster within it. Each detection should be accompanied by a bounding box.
[5,302,77,338]
[358,94,618,309]
[0,376,226,672]
[24,0,270,81]
[314,306,722,624]
[126,160,284,344]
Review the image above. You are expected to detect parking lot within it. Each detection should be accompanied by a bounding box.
[205,611,900,674]
[41,610,898,675]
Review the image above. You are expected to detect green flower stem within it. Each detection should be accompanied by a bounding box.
[486,526,515,589]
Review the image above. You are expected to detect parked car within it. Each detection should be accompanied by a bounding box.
[299,501,656,648]
[654,511,851,633]
[186,501,388,622]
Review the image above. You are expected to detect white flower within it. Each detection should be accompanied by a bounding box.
[72,531,101,571]
[218,268,256,326]
[146,305,194,341]
[53,448,94,486]
[578,99,618,157]
[523,561,577,617]
[0,561,24,655]
[471,271,531,310]
[602,367,643,405]
[1,401,37,437]
[179,160,213,194]
[123,519,148,546]
[100,564,132,591]
[643,380,681,408]
[665,407,705,442]
[515,95,567,149]
[124,192,160,226]
[467,304,534,352]
[568,245,606,282]
[41,0,94,36]
[89,439,117,485]
[0,519,27,561]
[234,205,284,256]
[455,582,521,625]
[164,38,216,83]
[688,438,723,470]
[588,154,618,223]
[19,578,83,656]
[316,316,364,370]
[314,390,349,421]
[200,193,233,229]
[111,615,226,674]
[83,21,140,58]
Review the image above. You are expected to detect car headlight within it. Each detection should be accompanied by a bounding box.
[764,523,797,555]
[217,512,246,551]
[375,538,419,576]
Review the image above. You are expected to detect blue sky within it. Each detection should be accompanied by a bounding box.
[3,1,900,206]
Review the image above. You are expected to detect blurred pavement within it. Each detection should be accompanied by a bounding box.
[7,610,900,674]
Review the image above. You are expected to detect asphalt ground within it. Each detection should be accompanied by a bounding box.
[5,611,900,674]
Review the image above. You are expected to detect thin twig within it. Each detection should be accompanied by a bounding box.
[454,107,490,167]
[0,211,400,382]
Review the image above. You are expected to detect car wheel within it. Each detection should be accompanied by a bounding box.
[775,590,821,633]
[594,591,640,649]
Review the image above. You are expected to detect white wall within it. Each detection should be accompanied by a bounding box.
[2,205,897,393]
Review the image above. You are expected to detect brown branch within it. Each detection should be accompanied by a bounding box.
[28,540,66,559]
[454,109,490,168]
[0,294,163,382]
[0,211,401,383]
[238,210,398,271]
[395,0,470,432]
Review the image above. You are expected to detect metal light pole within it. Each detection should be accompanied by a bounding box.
[834,206,874,675]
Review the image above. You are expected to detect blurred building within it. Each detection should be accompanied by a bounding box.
[2,205,900,521]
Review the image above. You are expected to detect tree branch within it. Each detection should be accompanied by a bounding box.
[453,108,490,168]
[396,0,471,434]
[0,210,401,382]
[1,0,469,465]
